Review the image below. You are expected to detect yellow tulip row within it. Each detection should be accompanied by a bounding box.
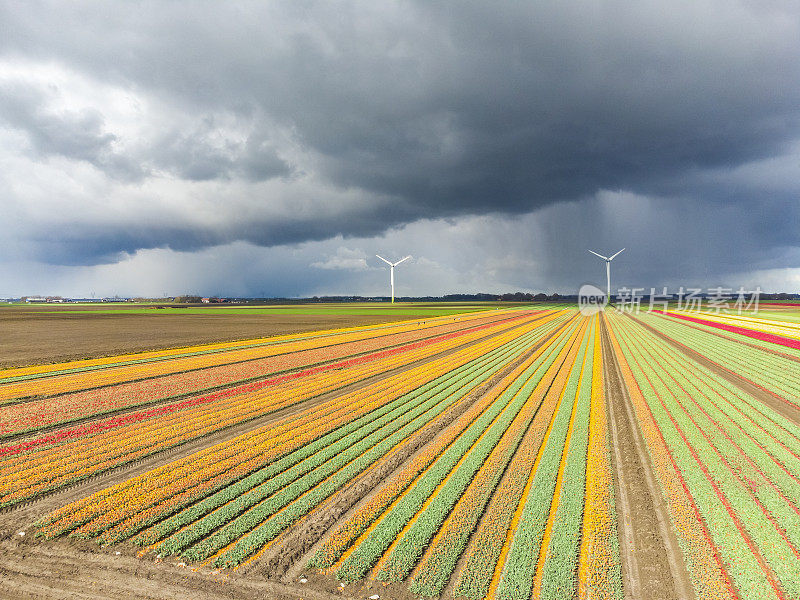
[577,317,622,599]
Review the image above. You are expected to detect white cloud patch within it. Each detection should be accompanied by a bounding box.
[311,247,370,271]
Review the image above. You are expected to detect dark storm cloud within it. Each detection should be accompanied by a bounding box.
[26,199,419,267]
[0,0,799,281]
[149,120,294,182]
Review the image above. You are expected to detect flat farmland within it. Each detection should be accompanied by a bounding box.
[1,304,800,600]
[0,302,513,368]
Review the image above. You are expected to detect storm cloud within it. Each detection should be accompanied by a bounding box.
[0,1,799,294]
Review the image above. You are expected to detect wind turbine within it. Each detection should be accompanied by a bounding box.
[588,248,625,303]
[376,255,411,304]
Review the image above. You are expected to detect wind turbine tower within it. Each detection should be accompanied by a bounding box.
[376,255,411,304]
[588,248,625,303]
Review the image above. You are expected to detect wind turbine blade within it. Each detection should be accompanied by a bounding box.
[588,250,609,260]
[376,255,392,266]
[394,256,411,266]
[608,248,626,261]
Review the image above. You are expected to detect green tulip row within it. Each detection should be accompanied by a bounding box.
[406,320,588,597]
[641,313,800,405]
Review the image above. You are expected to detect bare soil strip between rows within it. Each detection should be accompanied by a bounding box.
[0,540,352,600]
[632,314,800,425]
[0,315,544,528]
[600,315,694,600]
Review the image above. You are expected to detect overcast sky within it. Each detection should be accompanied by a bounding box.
[1,1,799,297]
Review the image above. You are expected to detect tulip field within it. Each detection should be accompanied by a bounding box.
[2,303,799,600]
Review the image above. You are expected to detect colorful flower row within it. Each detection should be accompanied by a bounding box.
[660,311,800,350]
[452,318,591,600]
[406,319,586,597]
[0,309,515,382]
[373,322,590,586]
[531,321,595,600]
[309,315,580,575]
[576,321,623,600]
[192,321,564,569]
[492,320,591,600]
[98,317,562,567]
[640,312,800,407]
[4,315,545,507]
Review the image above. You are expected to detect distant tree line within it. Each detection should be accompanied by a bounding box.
[168,292,568,303]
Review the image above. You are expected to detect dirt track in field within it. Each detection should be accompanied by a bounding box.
[601,315,694,600]
[0,309,406,368]
[631,315,800,425]
[0,538,349,600]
